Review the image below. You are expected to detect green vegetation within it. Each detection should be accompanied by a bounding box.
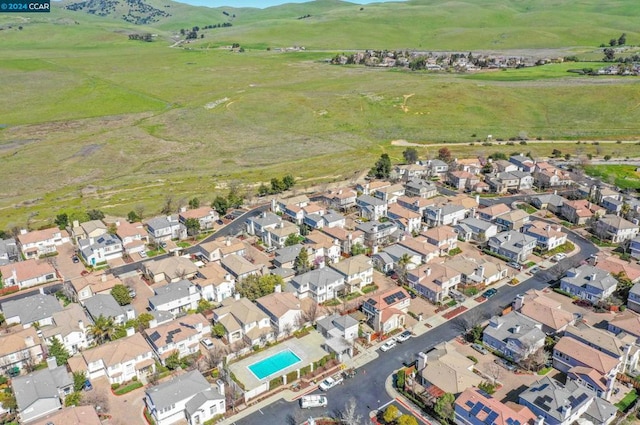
[111,284,132,306]
[584,165,640,190]
[113,381,144,396]
[615,389,638,411]
[537,366,552,375]
[362,284,379,294]
[48,336,70,366]
[448,247,462,256]
[546,241,575,256]
[516,203,537,214]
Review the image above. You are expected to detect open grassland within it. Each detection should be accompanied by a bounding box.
[584,165,640,190]
[1,1,640,228]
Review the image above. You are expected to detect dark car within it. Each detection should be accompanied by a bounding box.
[72,256,80,263]
[83,379,93,391]
[482,288,497,298]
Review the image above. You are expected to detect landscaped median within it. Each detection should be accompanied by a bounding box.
[111,380,144,396]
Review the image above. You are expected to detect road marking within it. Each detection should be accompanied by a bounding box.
[378,399,394,410]
[259,409,264,415]
[396,397,432,425]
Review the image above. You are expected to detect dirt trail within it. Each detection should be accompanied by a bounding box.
[391,139,639,147]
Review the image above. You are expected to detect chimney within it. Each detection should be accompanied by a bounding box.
[24,336,34,346]
[20,228,28,235]
[115,220,120,227]
[475,194,480,204]
[554,189,557,195]
[234,293,241,301]
[561,402,572,419]
[513,294,525,310]
[126,327,135,337]
[180,206,187,213]
[536,416,545,425]
[424,267,431,276]
[72,220,79,228]
[46,357,57,370]
[417,351,428,372]
[78,320,85,331]
[225,237,231,246]
[216,379,226,397]
[274,284,282,293]
[590,273,597,281]
[546,225,551,232]
[489,317,502,329]
[513,324,522,334]
[505,233,511,241]
[148,318,158,329]
[476,265,485,277]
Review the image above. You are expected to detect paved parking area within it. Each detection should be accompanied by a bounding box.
[91,375,147,425]
[54,243,86,280]
[120,273,155,315]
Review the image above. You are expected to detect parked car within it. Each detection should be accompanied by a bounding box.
[140,251,148,258]
[507,261,521,269]
[396,330,412,343]
[573,299,592,308]
[201,338,215,350]
[529,266,540,275]
[471,343,489,355]
[495,358,517,372]
[553,253,567,262]
[127,287,136,298]
[380,339,397,352]
[482,288,497,298]
[83,380,93,391]
[72,255,80,264]
[300,395,328,409]
[319,374,343,391]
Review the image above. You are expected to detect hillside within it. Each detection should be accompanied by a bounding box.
[0,0,640,229]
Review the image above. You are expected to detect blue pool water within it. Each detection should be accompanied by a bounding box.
[248,350,302,380]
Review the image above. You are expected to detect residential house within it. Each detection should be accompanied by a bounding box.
[454,217,499,242]
[256,291,303,337]
[272,244,302,269]
[630,235,640,259]
[330,254,374,293]
[213,296,273,346]
[495,209,530,232]
[178,207,219,231]
[387,203,422,233]
[553,336,620,400]
[146,215,187,243]
[533,162,573,188]
[494,160,519,173]
[560,265,618,303]
[356,221,399,249]
[17,227,70,259]
[372,244,421,274]
[391,164,428,181]
[362,287,410,333]
[83,294,136,325]
[397,195,434,217]
[455,158,483,175]
[31,406,102,425]
[220,254,263,280]
[144,370,225,425]
[519,377,617,425]
[262,221,299,249]
[564,323,640,374]
[1,293,62,328]
[41,304,90,355]
[70,220,107,243]
[321,210,346,229]
[287,267,345,303]
[194,261,235,304]
[599,194,625,214]
[523,221,567,252]
[0,327,43,376]
[482,311,545,362]
[356,195,388,221]
[144,256,199,284]
[397,236,439,264]
[356,181,391,196]
[513,290,576,334]
[455,387,536,425]
[446,256,509,286]
[407,263,461,303]
[148,280,201,315]
[477,204,511,222]
[425,204,466,227]
[0,237,18,265]
[145,314,211,365]
[323,188,358,211]
[372,183,405,204]
[320,227,365,256]
[592,214,639,243]
[245,212,281,237]
[607,311,640,340]
[627,283,640,313]
[511,170,535,190]
[78,233,124,266]
[0,259,57,290]
[531,193,567,214]
[195,237,245,263]
[68,332,156,385]
[487,231,536,263]
[488,172,520,194]
[115,220,148,255]
[283,201,324,225]
[561,200,605,225]
[589,254,640,283]
[424,159,449,178]
[13,361,73,423]
[422,226,458,256]
[316,313,358,342]
[305,231,341,265]
[69,273,122,302]
[447,170,479,191]
[509,154,536,172]
[404,179,437,199]
[416,342,482,395]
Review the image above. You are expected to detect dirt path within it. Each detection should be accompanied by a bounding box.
[391,139,639,147]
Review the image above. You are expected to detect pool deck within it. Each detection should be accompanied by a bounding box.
[229,331,327,390]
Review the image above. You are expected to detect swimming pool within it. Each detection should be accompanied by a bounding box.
[248,349,302,380]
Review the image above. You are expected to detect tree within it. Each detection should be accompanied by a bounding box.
[282,174,296,190]
[403,147,418,164]
[80,387,109,413]
[127,210,141,223]
[54,213,69,229]
[196,298,213,314]
[73,371,87,392]
[293,249,310,274]
[301,301,319,324]
[618,33,627,46]
[609,38,617,47]
[370,154,392,179]
[564,153,571,160]
[86,209,105,220]
[48,336,70,366]
[135,312,154,332]
[257,183,270,197]
[270,178,285,194]
[397,253,412,284]
[284,233,302,246]
[88,315,117,345]
[487,361,503,384]
[188,197,200,209]
[397,415,419,425]
[111,284,132,306]
[212,322,226,338]
[437,147,452,163]
[65,392,82,407]
[478,381,497,395]
[551,149,562,158]
[185,217,200,237]
[161,195,175,215]
[434,393,456,422]
[165,350,181,370]
[236,274,284,301]
[604,154,612,161]
[227,182,245,209]
[340,397,364,425]
[350,242,367,256]
[603,48,615,61]
[383,405,400,423]
[213,196,229,215]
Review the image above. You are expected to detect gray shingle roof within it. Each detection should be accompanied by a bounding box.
[291,268,344,291]
[185,388,224,415]
[519,377,595,422]
[459,217,495,232]
[149,280,194,307]
[563,265,618,291]
[484,311,545,348]
[83,294,127,320]
[13,366,72,413]
[248,212,281,228]
[146,370,213,411]
[274,244,303,264]
[1,294,62,325]
[357,194,386,206]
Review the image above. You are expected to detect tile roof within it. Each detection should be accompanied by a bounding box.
[0,259,56,283]
[456,387,536,425]
[79,333,152,368]
[17,227,68,246]
[555,337,620,374]
[256,292,301,319]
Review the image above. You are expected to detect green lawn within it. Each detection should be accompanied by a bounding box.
[584,165,640,190]
[615,389,638,412]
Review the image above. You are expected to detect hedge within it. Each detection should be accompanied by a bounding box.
[114,381,143,395]
[286,370,298,383]
[269,376,283,390]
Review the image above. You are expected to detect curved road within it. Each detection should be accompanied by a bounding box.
[236,230,597,425]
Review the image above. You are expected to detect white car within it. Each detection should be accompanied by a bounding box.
[553,253,567,261]
[396,331,412,343]
[201,338,214,349]
[319,376,342,391]
[380,339,397,352]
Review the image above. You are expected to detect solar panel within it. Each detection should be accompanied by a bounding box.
[466,400,474,408]
[470,402,485,416]
[482,406,492,414]
[485,412,499,424]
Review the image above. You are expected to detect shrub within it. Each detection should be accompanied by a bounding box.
[111,383,121,390]
[478,381,497,394]
[467,355,478,364]
[269,376,283,390]
[396,369,406,389]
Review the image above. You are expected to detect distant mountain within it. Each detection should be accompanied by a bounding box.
[62,0,173,24]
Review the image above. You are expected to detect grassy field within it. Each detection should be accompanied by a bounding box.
[584,164,640,190]
[1,0,640,229]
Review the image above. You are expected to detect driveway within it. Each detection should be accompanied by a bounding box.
[120,273,155,315]
[54,243,86,281]
[91,375,147,425]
